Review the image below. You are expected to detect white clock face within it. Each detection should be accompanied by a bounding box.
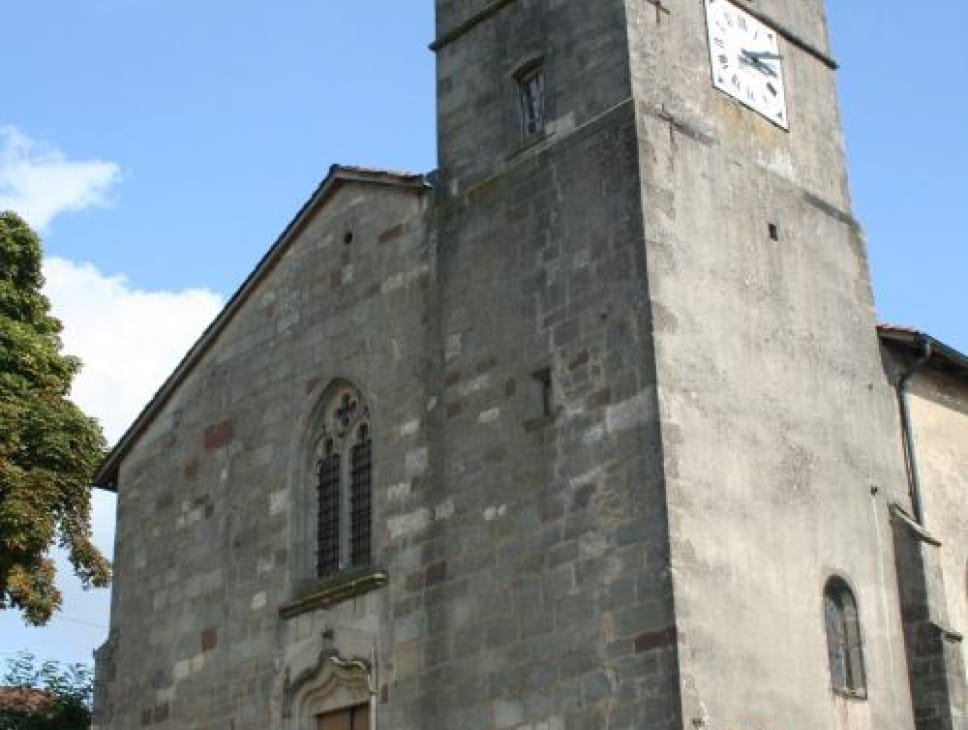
[705,0,789,129]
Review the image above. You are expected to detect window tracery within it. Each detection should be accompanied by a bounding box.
[313,385,372,577]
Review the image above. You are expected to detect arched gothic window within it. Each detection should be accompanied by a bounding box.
[314,386,372,577]
[824,577,867,697]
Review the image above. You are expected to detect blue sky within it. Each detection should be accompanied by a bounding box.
[1,1,965,668]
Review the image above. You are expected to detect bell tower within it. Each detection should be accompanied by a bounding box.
[429,1,682,729]
[429,0,919,729]
[621,2,919,728]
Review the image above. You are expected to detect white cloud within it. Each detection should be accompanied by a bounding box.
[42,257,224,445]
[0,260,222,660]
[0,126,121,231]
[43,257,223,557]
[0,128,222,656]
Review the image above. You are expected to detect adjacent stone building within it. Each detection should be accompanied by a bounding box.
[92,1,966,729]
[879,327,967,730]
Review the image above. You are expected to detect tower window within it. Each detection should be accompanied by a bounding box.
[517,64,545,138]
[824,577,867,697]
[314,385,372,578]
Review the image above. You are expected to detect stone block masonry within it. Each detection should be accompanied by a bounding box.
[92,0,940,728]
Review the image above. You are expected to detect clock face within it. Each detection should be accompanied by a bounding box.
[705,0,789,129]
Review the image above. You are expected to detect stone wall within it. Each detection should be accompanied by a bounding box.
[627,0,916,728]
[908,370,968,642]
[96,1,946,729]
[97,180,435,729]
[420,0,682,725]
[415,107,680,729]
[885,354,967,730]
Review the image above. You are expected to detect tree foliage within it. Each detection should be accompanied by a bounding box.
[0,652,92,730]
[0,211,109,626]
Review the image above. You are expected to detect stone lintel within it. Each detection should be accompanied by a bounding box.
[279,569,389,619]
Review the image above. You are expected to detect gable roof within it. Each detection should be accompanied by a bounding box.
[878,324,968,381]
[93,165,431,490]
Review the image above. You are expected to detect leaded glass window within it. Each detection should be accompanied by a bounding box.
[313,385,372,577]
[350,424,372,568]
[824,577,867,696]
[316,441,341,577]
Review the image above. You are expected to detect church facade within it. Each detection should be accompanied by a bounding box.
[92,1,966,729]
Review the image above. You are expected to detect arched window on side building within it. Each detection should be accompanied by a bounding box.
[824,576,867,697]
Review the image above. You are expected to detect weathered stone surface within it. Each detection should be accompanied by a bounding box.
[93,2,962,730]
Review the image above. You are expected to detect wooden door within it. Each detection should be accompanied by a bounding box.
[317,703,369,730]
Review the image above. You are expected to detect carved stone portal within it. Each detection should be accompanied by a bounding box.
[277,636,373,730]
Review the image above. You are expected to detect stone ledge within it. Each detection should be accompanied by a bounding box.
[889,504,942,547]
[279,568,389,619]
[523,413,557,433]
[430,0,519,52]
[832,687,868,701]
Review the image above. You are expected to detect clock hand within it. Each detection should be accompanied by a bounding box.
[743,49,783,61]
[740,50,778,77]
[743,48,783,61]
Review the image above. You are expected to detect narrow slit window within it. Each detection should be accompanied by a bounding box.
[518,66,545,138]
[532,367,553,417]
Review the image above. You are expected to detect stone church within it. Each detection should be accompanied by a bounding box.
[91,0,966,728]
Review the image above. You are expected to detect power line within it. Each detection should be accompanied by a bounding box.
[49,615,108,630]
[1,614,108,632]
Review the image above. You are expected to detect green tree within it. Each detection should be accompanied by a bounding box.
[0,652,93,730]
[0,210,109,626]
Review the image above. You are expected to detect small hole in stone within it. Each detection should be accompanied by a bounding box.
[531,367,553,417]
[344,231,354,245]
[768,223,779,241]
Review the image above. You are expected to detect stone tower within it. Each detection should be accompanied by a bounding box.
[93,1,926,729]
[429,0,917,727]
